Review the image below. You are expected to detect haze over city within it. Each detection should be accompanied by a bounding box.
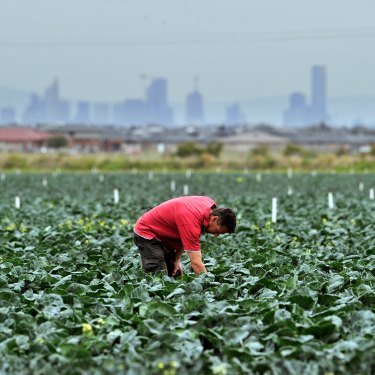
[1,0,375,126]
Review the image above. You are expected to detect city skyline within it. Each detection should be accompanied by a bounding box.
[0,0,375,104]
[1,66,375,127]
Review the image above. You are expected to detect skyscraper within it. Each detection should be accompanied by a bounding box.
[186,90,204,125]
[0,107,16,124]
[92,102,110,125]
[44,79,60,123]
[309,65,328,124]
[283,65,329,127]
[23,93,45,124]
[145,78,173,125]
[74,101,91,124]
[283,92,308,127]
[225,103,245,125]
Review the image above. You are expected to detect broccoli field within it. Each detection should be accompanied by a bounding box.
[0,172,374,375]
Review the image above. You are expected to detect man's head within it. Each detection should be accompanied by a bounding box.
[206,208,236,237]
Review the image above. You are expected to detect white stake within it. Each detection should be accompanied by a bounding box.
[1,173,6,181]
[311,170,317,177]
[15,196,21,209]
[370,188,374,200]
[170,180,176,192]
[148,172,154,180]
[113,189,119,204]
[328,192,334,209]
[287,167,293,179]
[99,174,104,182]
[183,184,189,195]
[256,173,262,182]
[271,197,277,223]
[186,170,192,179]
[42,178,48,187]
[287,186,293,196]
[359,182,364,192]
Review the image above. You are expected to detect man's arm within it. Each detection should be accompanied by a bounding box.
[175,247,183,261]
[187,251,207,275]
[171,248,184,277]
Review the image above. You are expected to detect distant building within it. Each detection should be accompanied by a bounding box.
[45,124,124,152]
[283,65,329,127]
[44,79,60,122]
[145,78,174,125]
[74,101,91,125]
[0,127,51,151]
[124,99,146,125]
[0,107,16,124]
[92,102,110,125]
[309,65,328,124]
[186,90,205,125]
[23,93,45,124]
[23,79,71,125]
[44,79,71,123]
[225,103,245,125]
[283,93,308,127]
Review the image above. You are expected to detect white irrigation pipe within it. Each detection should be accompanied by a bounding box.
[328,192,334,209]
[15,196,21,209]
[271,197,277,223]
[113,189,119,204]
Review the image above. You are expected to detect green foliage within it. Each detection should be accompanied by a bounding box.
[175,142,223,159]
[335,146,350,156]
[1,173,375,373]
[205,142,223,157]
[1,154,28,169]
[47,136,68,149]
[283,143,305,156]
[249,145,269,156]
[175,142,202,157]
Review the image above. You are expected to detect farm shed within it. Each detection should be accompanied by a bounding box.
[0,126,51,151]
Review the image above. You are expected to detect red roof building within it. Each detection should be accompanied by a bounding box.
[0,127,52,151]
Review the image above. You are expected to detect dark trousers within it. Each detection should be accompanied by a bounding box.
[133,233,178,276]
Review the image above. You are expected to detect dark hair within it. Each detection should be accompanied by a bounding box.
[211,207,236,233]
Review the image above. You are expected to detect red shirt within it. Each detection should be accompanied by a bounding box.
[134,196,216,252]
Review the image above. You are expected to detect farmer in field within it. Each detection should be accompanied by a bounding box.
[133,196,236,276]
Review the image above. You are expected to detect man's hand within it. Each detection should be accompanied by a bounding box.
[172,261,183,277]
[187,251,207,275]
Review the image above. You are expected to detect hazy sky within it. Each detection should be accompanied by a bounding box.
[1,0,375,104]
